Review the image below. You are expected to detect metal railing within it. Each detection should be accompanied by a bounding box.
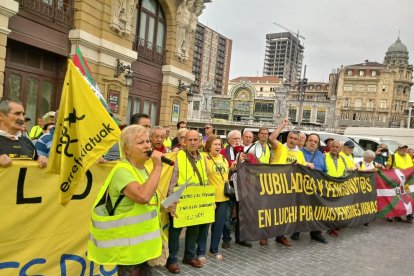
[18,0,74,29]
[133,36,165,65]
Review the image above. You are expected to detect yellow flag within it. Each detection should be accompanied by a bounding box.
[48,60,121,204]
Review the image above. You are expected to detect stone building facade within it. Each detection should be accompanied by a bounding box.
[0,0,208,132]
[331,38,413,129]
[187,76,335,136]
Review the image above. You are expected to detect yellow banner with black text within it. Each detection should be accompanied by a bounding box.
[237,163,377,241]
[0,158,179,275]
[173,185,216,228]
[0,161,117,275]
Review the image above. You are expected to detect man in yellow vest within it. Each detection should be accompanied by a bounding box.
[257,127,271,164]
[386,145,414,170]
[340,140,357,171]
[163,125,172,150]
[325,140,347,177]
[386,144,414,223]
[325,140,348,237]
[29,117,44,140]
[166,130,208,273]
[268,118,306,246]
[269,118,306,166]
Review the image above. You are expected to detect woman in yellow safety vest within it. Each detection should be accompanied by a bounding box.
[88,125,176,276]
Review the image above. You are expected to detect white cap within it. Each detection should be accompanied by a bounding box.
[43,111,56,121]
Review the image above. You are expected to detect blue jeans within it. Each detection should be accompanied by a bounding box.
[167,216,199,264]
[222,200,233,242]
[196,223,210,257]
[210,201,229,253]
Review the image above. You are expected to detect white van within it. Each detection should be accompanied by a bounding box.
[346,135,400,154]
[344,127,414,148]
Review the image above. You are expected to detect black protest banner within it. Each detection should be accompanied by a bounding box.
[237,163,377,241]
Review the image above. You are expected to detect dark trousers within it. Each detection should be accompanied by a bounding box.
[222,200,233,242]
[210,201,229,253]
[196,223,210,257]
[234,201,241,242]
[167,216,199,264]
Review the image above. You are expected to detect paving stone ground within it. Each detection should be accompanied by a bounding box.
[153,219,414,276]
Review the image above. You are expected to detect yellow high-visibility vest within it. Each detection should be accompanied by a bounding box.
[259,144,271,164]
[326,153,347,177]
[29,125,42,139]
[340,151,356,170]
[164,137,172,149]
[88,162,162,265]
[388,153,414,169]
[176,150,208,186]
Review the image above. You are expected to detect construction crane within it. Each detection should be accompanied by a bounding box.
[273,22,305,40]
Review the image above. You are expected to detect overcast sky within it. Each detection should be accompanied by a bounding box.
[199,0,414,84]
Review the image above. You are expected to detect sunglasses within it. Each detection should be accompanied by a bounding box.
[205,127,211,129]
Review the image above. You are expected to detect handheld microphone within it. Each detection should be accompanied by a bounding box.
[146,150,175,166]
[234,145,245,154]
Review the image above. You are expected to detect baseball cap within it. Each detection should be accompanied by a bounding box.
[398,144,408,149]
[344,140,355,148]
[43,111,56,121]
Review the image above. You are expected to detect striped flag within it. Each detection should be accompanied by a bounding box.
[376,167,414,218]
[73,47,121,126]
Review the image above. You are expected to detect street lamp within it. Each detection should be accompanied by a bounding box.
[177,80,194,102]
[114,59,133,87]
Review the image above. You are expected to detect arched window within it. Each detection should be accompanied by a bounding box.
[134,0,166,64]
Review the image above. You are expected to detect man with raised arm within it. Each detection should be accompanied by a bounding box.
[268,118,306,247]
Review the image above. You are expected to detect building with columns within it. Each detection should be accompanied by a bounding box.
[187,76,335,136]
[0,0,209,133]
[331,38,413,129]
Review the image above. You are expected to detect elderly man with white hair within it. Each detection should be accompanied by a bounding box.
[150,126,169,153]
[220,130,257,249]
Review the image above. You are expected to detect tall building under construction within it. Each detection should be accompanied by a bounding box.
[263,32,304,84]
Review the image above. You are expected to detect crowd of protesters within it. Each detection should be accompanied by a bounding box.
[1,98,414,276]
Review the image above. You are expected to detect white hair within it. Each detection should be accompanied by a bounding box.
[227,130,241,139]
[363,150,375,159]
[150,126,166,137]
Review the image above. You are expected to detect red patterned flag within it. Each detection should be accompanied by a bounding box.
[376,167,414,218]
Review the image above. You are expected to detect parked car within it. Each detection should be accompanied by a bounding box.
[346,135,399,154]
[344,127,414,148]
